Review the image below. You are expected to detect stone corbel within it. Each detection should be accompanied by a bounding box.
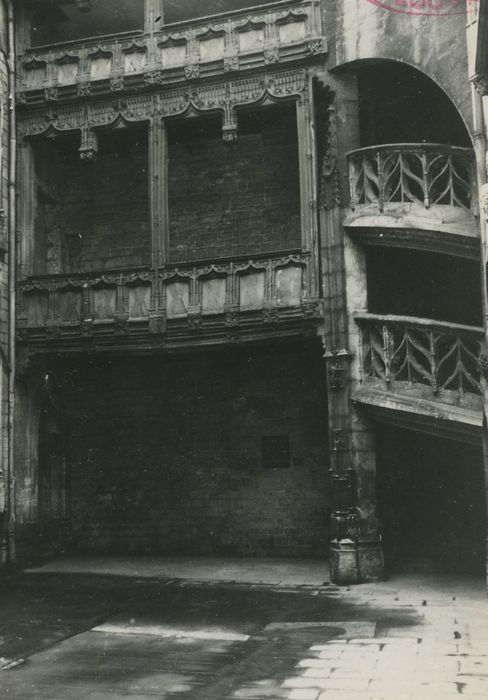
[223,104,238,143]
[114,314,129,336]
[324,349,353,391]
[187,311,202,331]
[149,312,166,336]
[79,127,98,160]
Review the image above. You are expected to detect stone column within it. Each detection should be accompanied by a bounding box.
[18,138,36,279]
[148,117,168,330]
[296,78,320,300]
[319,74,384,583]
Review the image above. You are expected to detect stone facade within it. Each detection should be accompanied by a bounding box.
[7,0,488,585]
[61,343,328,557]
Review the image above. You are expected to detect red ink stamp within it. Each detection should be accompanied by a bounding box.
[366,0,478,16]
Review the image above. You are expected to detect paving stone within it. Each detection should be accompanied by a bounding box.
[365,680,411,698]
[288,689,321,700]
[297,659,332,669]
[308,678,370,691]
[282,678,324,689]
[302,668,333,679]
[317,650,344,660]
[317,692,368,700]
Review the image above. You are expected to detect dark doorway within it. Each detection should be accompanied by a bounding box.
[376,425,486,575]
[357,60,471,148]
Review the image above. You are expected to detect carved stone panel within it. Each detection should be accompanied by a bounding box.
[239,272,266,309]
[57,61,79,85]
[90,55,113,81]
[24,292,49,326]
[124,50,146,74]
[93,286,117,320]
[279,21,306,45]
[199,36,225,63]
[161,43,187,68]
[275,266,302,307]
[58,288,83,323]
[201,277,227,315]
[128,284,151,319]
[166,281,190,317]
[25,64,47,89]
[238,28,265,53]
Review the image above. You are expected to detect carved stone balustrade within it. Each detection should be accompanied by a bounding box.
[17,0,325,107]
[353,313,486,435]
[344,144,480,258]
[356,313,484,396]
[17,252,322,352]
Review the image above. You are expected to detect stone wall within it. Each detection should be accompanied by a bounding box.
[34,129,150,273]
[57,341,329,557]
[168,106,301,263]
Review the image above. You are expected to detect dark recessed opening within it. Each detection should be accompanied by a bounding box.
[366,248,483,327]
[163,0,276,24]
[262,435,291,469]
[30,0,144,47]
[357,61,471,147]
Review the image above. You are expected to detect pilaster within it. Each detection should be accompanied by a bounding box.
[148,117,168,326]
[320,75,384,584]
[18,138,36,280]
[145,0,165,35]
[296,77,320,300]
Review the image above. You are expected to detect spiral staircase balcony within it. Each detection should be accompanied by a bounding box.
[352,313,486,441]
[344,144,480,259]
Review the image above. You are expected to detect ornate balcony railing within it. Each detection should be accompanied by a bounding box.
[347,144,477,216]
[17,0,324,105]
[355,313,485,397]
[17,252,319,340]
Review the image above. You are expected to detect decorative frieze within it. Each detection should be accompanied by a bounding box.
[18,253,314,338]
[18,68,308,145]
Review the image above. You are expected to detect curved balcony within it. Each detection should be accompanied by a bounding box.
[345,144,479,259]
[352,313,485,435]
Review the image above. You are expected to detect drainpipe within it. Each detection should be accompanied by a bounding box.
[6,0,16,565]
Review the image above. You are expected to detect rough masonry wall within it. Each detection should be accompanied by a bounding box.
[35,131,150,273]
[60,341,329,557]
[168,109,301,262]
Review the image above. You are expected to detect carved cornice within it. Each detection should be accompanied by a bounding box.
[18,68,308,143]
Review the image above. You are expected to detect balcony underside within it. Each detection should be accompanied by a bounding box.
[17,306,321,356]
[352,378,483,444]
[344,203,480,259]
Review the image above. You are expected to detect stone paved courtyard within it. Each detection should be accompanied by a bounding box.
[0,559,487,699]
